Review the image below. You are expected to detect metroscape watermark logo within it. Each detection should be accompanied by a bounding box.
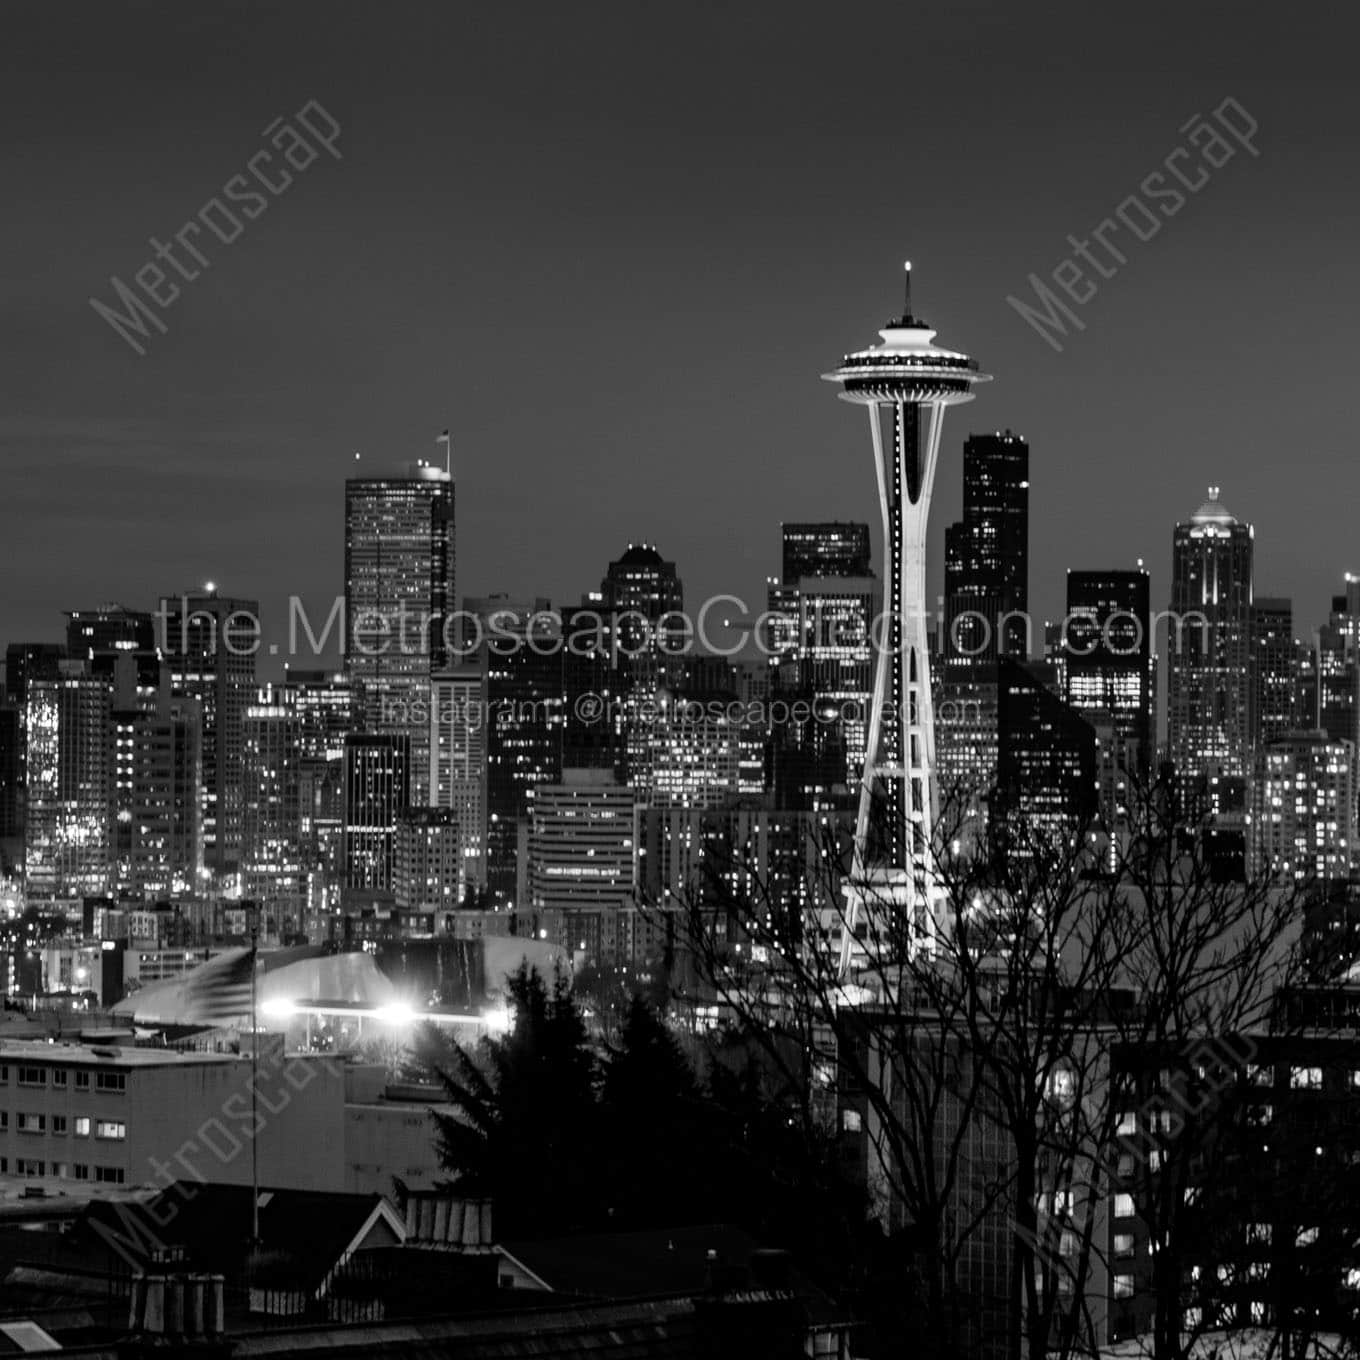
[89,98,343,356]
[156,593,1208,665]
[1007,97,1261,353]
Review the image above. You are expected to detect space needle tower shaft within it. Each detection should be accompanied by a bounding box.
[823,264,989,972]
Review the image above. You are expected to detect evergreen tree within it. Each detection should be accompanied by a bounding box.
[422,962,600,1236]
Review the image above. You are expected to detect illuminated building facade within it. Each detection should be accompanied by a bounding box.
[645,692,760,810]
[429,663,488,892]
[242,686,306,923]
[1250,730,1355,886]
[996,657,1097,849]
[393,807,465,930]
[1064,569,1153,813]
[464,600,564,905]
[158,590,258,875]
[1317,580,1360,814]
[526,768,637,961]
[23,663,113,902]
[344,463,456,805]
[341,733,410,897]
[823,264,989,960]
[1250,597,1299,750]
[944,430,1030,665]
[1167,488,1253,797]
[111,673,201,900]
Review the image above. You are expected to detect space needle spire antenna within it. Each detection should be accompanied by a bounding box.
[823,262,990,975]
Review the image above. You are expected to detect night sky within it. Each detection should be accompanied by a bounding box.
[3,1,1358,667]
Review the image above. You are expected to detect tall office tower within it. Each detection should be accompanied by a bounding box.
[341,733,410,897]
[65,605,159,697]
[1250,731,1355,886]
[933,662,1000,813]
[1063,569,1153,800]
[781,522,872,582]
[640,804,854,966]
[769,522,876,798]
[0,701,19,848]
[1250,597,1298,750]
[393,807,465,931]
[467,599,564,905]
[1167,488,1254,811]
[158,589,258,876]
[111,661,202,900]
[645,691,761,810]
[943,430,1030,664]
[429,663,489,892]
[598,543,684,638]
[344,461,456,805]
[3,643,65,843]
[23,662,113,903]
[241,686,305,925]
[525,768,637,962]
[1318,580,1360,770]
[996,658,1097,850]
[823,263,989,961]
[285,670,356,915]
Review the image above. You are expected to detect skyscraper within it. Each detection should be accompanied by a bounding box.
[997,657,1098,850]
[768,522,876,801]
[467,599,564,906]
[344,461,456,805]
[341,733,410,898]
[944,430,1030,664]
[111,663,201,900]
[158,589,258,875]
[429,662,489,893]
[1064,568,1152,785]
[24,661,113,902]
[525,768,637,962]
[823,263,989,961]
[780,522,872,583]
[1167,488,1254,801]
[1318,580,1360,767]
[1250,597,1299,750]
[66,605,158,694]
[242,685,306,926]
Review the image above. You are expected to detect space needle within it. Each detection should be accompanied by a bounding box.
[824,264,990,971]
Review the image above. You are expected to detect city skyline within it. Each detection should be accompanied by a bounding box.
[3,2,1359,654]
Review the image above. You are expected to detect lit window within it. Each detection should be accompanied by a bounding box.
[1291,1067,1323,1090]
[74,1117,90,1137]
[1114,1274,1134,1299]
[1115,1194,1135,1219]
[95,1121,126,1141]
[1114,1233,1135,1258]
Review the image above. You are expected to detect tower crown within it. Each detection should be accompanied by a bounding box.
[823,263,990,405]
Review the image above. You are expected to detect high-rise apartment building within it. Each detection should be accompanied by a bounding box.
[344,462,456,805]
